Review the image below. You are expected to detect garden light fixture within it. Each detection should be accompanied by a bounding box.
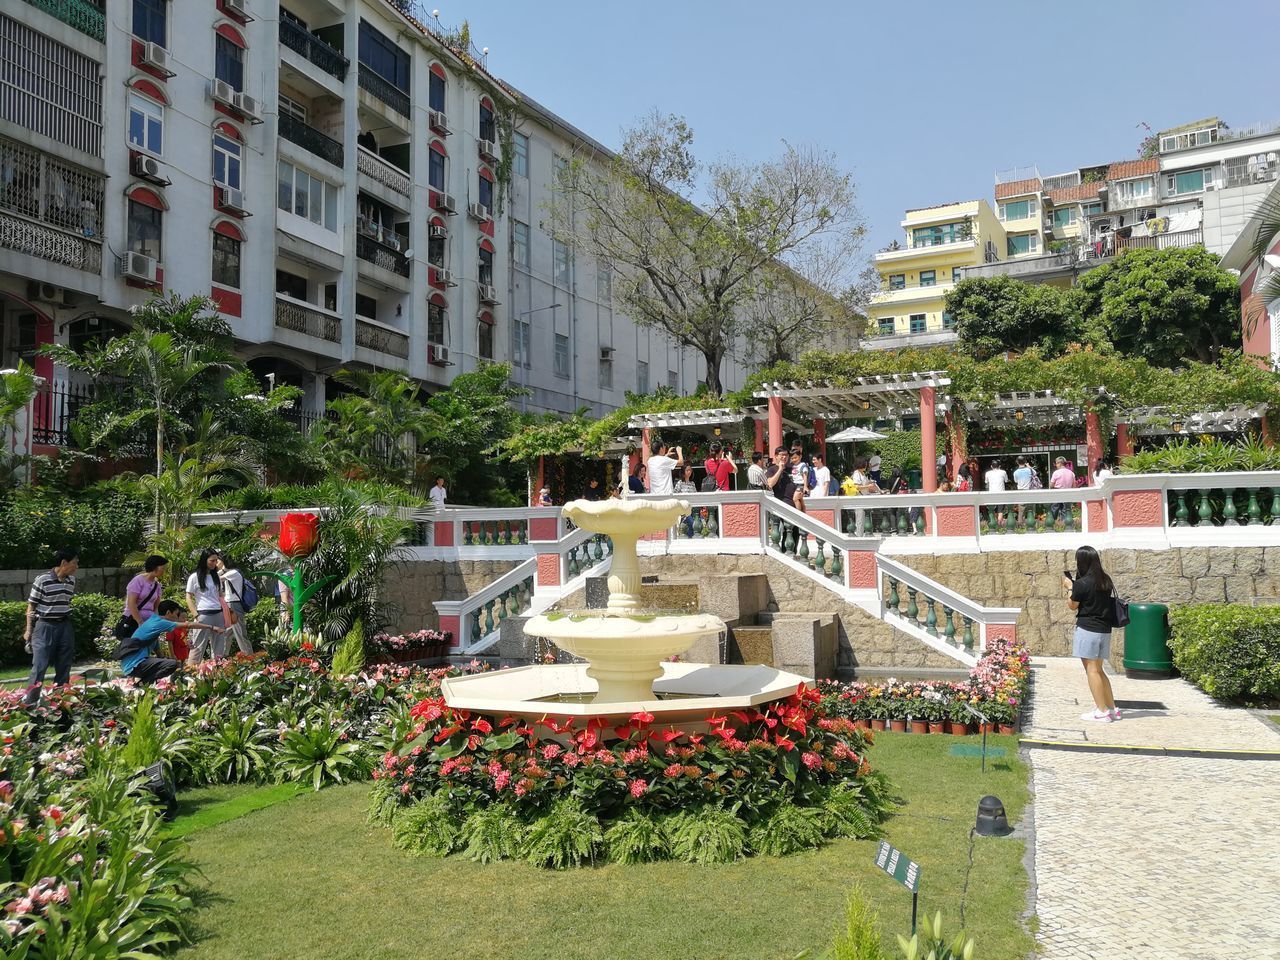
[975,795,1010,837]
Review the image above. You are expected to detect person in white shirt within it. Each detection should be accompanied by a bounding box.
[868,453,882,485]
[185,549,227,665]
[746,452,766,489]
[985,460,1010,528]
[646,442,683,495]
[1093,459,1114,485]
[429,477,447,507]
[811,453,832,498]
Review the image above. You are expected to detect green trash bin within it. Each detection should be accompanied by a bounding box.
[1122,602,1174,679]
[907,468,922,490]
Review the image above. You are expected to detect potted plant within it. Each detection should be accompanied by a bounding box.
[948,696,973,735]
[920,690,947,734]
[889,696,908,734]
[868,691,889,731]
[988,698,1018,735]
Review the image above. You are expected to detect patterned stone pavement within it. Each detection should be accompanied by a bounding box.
[1026,658,1280,959]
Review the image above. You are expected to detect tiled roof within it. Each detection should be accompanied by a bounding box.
[994,178,1042,199]
[1107,158,1158,181]
[1047,182,1103,203]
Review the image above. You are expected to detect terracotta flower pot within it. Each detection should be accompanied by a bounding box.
[910,720,928,735]
[853,718,871,730]
[979,722,997,735]
[871,719,887,731]
[890,719,907,733]
[928,721,946,735]
[998,723,1017,735]
[948,720,972,736]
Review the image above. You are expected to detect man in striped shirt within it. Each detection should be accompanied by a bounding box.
[24,548,79,705]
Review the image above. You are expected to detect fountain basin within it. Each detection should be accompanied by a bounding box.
[439,661,813,727]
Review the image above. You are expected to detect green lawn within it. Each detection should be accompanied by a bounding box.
[175,734,1033,960]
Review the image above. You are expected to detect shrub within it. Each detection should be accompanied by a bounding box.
[749,804,826,857]
[603,809,670,864]
[1168,604,1280,702]
[521,799,604,869]
[459,805,525,864]
[666,808,747,864]
[0,490,146,568]
[331,620,367,677]
[1119,436,1280,474]
[119,694,162,771]
[203,712,272,784]
[0,593,122,665]
[817,784,881,840]
[832,886,888,960]
[275,710,366,789]
[393,795,462,858]
[244,597,284,648]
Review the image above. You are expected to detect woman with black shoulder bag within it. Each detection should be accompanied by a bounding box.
[115,554,167,643]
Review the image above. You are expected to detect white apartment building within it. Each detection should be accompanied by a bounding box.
[0,0,746,446]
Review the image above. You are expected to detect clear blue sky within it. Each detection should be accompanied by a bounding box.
[449,0,1279,259]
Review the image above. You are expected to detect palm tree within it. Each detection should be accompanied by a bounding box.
[1245,189,1280,345]
[316,370,446,486]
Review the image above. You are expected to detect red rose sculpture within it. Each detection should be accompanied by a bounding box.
[279,512,319,559]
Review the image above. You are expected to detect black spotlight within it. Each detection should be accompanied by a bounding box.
[975,795,1010,837]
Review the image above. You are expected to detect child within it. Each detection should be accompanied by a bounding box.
[115,600,225,684]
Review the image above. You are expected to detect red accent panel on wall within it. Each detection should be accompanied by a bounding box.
[846,551,877,589]
[1111,490,1163,528]
[720,502,760,538]
[215,23,246,46]
[210,286,241,316]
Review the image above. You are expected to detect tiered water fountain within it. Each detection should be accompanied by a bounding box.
[440,496,808,725]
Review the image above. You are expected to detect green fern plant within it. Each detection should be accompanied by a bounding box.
[818,785,878,840]
[392,794,461,857]
[331,620,367,677]
[119,693,163,771]
[368,776,403,826]
[749,804,827,857]
[459,805,525,863]
[521,799,603,869]
[832,885,889,960]
[666,808,747,864]
[604,808,670,864]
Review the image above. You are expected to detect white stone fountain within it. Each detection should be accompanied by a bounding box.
[440,495,808,724]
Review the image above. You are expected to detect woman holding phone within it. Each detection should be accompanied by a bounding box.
[1063,545,1120,722]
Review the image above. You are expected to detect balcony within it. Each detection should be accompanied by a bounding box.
[279,17,348,81]
[875,238,976,264]
[861,327,959,352]
[275,295,342,344]
[1111,227,1203,256]
[0,139,104,274]
[356,317,410,358]
[872,281,955,307]
[279,113,343,168]
[357,145,410,196]
[358,65,409,118]
[22,0,105,41]
[356,232,409,278]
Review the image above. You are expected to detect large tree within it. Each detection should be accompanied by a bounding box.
[549,112,864,393]
[945,276,1087,361]
[1074,246,1239,366]
[743,250,864,366]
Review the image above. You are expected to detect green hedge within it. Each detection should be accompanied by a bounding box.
[0,594,124,666]
[1167,604,1280,702]
[0,492,145,568]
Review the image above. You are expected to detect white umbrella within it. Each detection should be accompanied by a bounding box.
[825,425,887,443]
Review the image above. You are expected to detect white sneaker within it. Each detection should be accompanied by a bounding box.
[1110,707,1123,722]
[1081,710,1113,723]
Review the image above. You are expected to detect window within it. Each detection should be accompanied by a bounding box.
[128,93,163,155]
[888,274,905,291]
[358,20,409,92]
[429,70,445,112]
[942,311,956,330]
[1114,178,1152,203]
[909,314,926,334]
[277,161,338,231]
[478,174,493,212]
[1052,206,1077,228]
[215,36,244,92]
[478,320,493,360]
[428,229,444,267]
[554,334,570,378]
[513,133,529,178]
[213,134,242,190]
[275,269,306,300]
[513,320,531,367]
[667,370,678,391]
[878,317,895,336]
[1167,169,1206,195]
[428,149,445,191]
[553,240,570,286]
[133,0,166,45]
[1160,128,1213,153]
[513,221,530,267]
[952,267,963,284]
[428,302,445,343]
[998,199,1036,221]
[637,360,649,395]
[479,101,495,143]
[1082,202,1104,217]
[919,270,936,287]
[911,222,966,247]
[355,293,377,319]
[278,93,306,123]
[211,233,240,288]
[127,199,162,259]
[597,264,612,302]
[1007,233,1038,256]
[478,248,493,286]
[598,357,613,390]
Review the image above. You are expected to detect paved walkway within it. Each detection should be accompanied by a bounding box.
[1025,658,1280,959]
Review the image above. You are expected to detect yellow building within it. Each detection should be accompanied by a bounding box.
[866,199,1005,349]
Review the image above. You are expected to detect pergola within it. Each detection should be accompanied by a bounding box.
[1123,404,1266,438]
[968,390,1098,427]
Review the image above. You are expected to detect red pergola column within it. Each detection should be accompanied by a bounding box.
[754,418,764,454]
[1085,411,1104,478]
[814,418,826,460]
[1116,422,1134,458]
[533,455,545,506]
[920,386,937,492]
[641,427,651,491]
[768,396,783,453]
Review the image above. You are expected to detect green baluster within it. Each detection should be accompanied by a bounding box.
[925,597,938,636]
[1271,488,1280,525]
[1001,507,1014,533]
[1173,491,1189,527]
[944,607,957,646]
[814,539,826,574]
[768,516,781,548]
[593,535,604,560]
[897,510,909,536]
[1247,488,1262,525]
[483,601,495,635]
[887,577,900,612]
[1197,488,1213,526]
[470,611,481,645]
[706,509,719,537]
[844,512,856,536]
[785,525,798,555]
[1223,488,1238,526]
[505,589,517,618]
[519,521,529,544]
[879,510,893,536]
[963,617,974,652]
[567,546,580,577]
[495,594,507,624]
[906,587,919,624]
[829,547,842,581]
[797,529,810,563]
[915,510,926,536]
[462,522,473,546]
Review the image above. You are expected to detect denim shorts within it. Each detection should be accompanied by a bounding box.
[1073,627,1111,660]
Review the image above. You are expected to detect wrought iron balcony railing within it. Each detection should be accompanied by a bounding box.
[0,138,104,273]
[22,0,105,42]
[355,318,410,358]
[356,145,410,196]
[279,17,348,80]
[358,65,410,117]
[356,233,410,278]
[274,295,342,344]
[278,113,343,168]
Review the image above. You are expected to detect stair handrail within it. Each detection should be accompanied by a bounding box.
[876,554,1019,627]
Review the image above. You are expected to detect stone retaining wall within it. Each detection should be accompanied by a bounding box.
[0,568,128,602]
[382,559,521,634]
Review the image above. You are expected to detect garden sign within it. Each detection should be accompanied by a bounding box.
[874,840,921,933]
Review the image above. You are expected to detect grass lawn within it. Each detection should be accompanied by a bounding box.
[175,734,1033,960]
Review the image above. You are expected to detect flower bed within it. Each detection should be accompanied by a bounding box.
[371,684,896,867]
[819,637,1031,733]
[369,628,452,663]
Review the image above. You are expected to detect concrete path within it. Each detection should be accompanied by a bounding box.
[1024,658,1280,959]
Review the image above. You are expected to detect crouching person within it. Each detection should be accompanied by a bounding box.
[116,600,224,684]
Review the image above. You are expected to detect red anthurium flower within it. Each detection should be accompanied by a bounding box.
[688,734,704,745]
[730,710,752,724]
[497,717,517,728]
[471,718,493,734]
[775,734,796,752]
[629,710,655,725]
[660,728,682,743]
[614,725,635,741]
[712,727,737,741]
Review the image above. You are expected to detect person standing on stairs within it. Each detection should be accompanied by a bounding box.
[1064,545,1121,723]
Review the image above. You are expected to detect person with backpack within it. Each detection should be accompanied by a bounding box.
[216,555,256,656]
[702,441,736,492]
[117,599,225,684]
[1064,545,1123,723]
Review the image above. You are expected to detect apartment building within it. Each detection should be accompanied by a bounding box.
[0,0,744,438]
[863,200,1005,350]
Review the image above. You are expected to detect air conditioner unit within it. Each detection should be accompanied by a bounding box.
[429,224,448,239]
[477,138,498,161]
[209,79,236,107]
[478,283,499,304]
[25,281,62,304]
[233,92,263,122]
[598,346,614,362]
[429,111,450,135]
[131,154,168,183]
[140,41,175,77]
[428,343,450,366]
[222,0,248,18]
[434,193,456,214]
[217,186,248,214]
[434,267,454,286]
[468,202,490,222]
[119,252,159,283]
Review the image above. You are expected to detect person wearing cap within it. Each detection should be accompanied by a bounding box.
[537,487,553,507]
[1049,457,1077,525]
